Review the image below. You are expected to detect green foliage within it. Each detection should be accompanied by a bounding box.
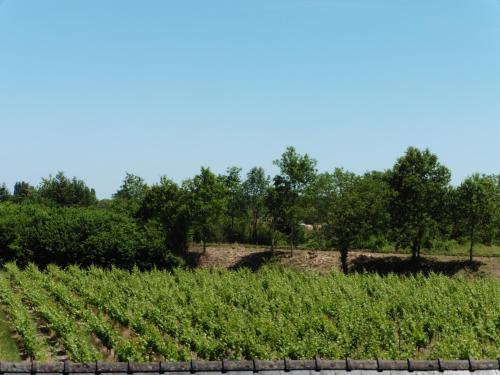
[114,173,149,202]
[12,181,36,202]
[454,173,499,260]
[243,167,270,244]
[326,170,391,272]
[387,147,451,259]
[184,167,227,251]
[221,167,246,242]
[2,145,500,267]
[0,273,50,360]
[0,183,10,202]
[139,177,190,254]
[302,172,338,225]
[0,308,21,361]
[112,173,149,215]
[270,147,317,251]
[273,146,317,192]
[21,264,148,361]
[427,239,460,254]
[6,263,101,362]
[38,171,97,206]
[2,264,499,360]
[0,202,182,269]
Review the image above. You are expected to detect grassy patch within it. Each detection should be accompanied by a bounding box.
[0,308,21,361]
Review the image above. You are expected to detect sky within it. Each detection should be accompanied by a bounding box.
[1,0,499,198]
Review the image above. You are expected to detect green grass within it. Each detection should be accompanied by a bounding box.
[0,309,21,361]
[425,243,500,257]
[374,243,500,258]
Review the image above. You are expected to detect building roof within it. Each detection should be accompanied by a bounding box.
[0,360,499,374]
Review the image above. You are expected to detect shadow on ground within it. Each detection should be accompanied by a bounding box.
[186,251,203,268]
[350,255,483,276]
[230,250,289,271]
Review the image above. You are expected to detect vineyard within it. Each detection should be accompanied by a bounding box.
[0,263,499,362]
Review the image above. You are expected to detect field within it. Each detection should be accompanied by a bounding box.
[0,262,499,362]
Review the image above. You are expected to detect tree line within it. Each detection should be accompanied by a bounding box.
[1,146,499,272]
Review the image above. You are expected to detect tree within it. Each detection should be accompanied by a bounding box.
[138,177,190,255]
[0,183,10,202]
[13,181,36,202]
[113,173,148,202]
[302,172,336,225]
[455,173,498,262]
[185,167,227,253]
[387,147,451,260]
[327,171,391,273]
[302,170,352,249]
[221,167,244,242]
[303,169,361,225]
[38,172,97,206]
[266,175,293,251]
[112,173,149,215]
[272,146,317,254]
[243,167,270,244]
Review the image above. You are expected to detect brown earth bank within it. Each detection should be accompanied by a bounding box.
[190,245,500,278]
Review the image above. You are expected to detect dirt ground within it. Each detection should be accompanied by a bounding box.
[193,245,500,278]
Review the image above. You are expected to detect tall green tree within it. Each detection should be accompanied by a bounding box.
[185,167,227,253]
[13,181,36,202]
[221,167,244,242]
[265,175,293,251]
[387,147,451,260]
[327,171,391,273]
[38,172,97,206]
[272,146,317,254]
[456,173,498,261]
[0,183,10,202]
[112,173,149,215]
[243,167,270,244]
[302,172,336,226]
[114,173,149,202]
[138,177,189,255]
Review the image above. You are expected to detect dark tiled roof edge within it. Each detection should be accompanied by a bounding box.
[0,359,499,373]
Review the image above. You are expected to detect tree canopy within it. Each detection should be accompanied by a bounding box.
[1,146,500,271]
[387,147,451,260]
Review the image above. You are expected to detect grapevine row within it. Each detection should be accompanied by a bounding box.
[0,274,50,360]
[23,265,148,361]
[2,263,498,360]
[5,263,101,362]
[47,265,189,360]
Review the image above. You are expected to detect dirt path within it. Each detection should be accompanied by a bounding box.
[194,245,500,278]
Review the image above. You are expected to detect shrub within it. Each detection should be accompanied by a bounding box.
[0,202,182,269]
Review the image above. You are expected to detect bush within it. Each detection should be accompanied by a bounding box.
[428,239,460,254]
[356,234,390,251]
[0,202,183,269]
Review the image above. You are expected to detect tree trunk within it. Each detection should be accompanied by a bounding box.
[411,241,418,261]
[252,211,258,244]
[469,225,475,263]
[340,246,349,274]
[231,214,234,242]
[270,223,275,252]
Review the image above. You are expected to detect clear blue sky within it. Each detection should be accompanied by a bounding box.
[1,0,499,198]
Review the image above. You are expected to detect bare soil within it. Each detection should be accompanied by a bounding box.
[193,245,500,278]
